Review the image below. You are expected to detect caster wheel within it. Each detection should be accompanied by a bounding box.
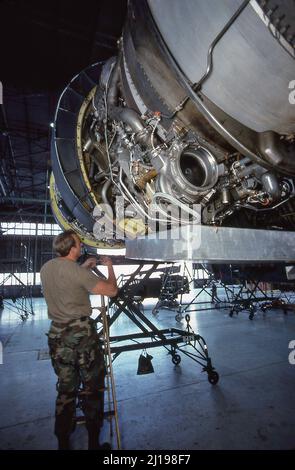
[229,310,233,317]
[208,371,219,385]
[249,313,254,320]
[172,354,181,365]
[175,313,182,322]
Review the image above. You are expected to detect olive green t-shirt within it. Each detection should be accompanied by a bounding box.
[40,258,99,323]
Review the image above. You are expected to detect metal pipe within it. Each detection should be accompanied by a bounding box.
[109,107,144,133]
[1,105,20,196]
[33,223,38,286]
[118,167,168,223]
[235,195,293,212]
[193,0,251,92]
[0,175,7,196]
[44,168,49,225]
[101,179,113,217]
[135,168,158,190]
[166,0,251,114]
[107,60,121,107]
[261,171,281,201]
[258,131,295,175]
[103,57,154,146]
[1,197,50,204]
[237,163,260,178]
[221,188,231,205]
[142,4,295,175]
[0,212,54,218]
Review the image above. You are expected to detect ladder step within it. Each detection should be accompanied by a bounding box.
[104,409,115,419]
[75,416,86,424]
[75,411,115,423]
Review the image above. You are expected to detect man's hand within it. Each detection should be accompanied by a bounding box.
[99,256,113,267]
[81,257,97,269]
[90,256,118,297]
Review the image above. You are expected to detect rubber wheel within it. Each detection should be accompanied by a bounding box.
[208,371,219,385]
[229,310,233,317]
[172,354,181,365]
[249,313,254,320]
[175,313,182,322]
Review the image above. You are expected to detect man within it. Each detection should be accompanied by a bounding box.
[40,229,118,450]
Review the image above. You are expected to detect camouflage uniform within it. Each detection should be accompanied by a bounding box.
[47,317,105,439]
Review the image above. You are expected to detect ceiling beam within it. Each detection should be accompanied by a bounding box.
[1,197,50,204]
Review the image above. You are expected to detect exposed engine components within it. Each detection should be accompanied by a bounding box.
[50,0,295,246]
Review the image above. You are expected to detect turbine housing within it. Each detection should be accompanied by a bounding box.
[50,0,295,246]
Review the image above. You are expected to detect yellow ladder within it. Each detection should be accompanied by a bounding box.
[99,295,121,450]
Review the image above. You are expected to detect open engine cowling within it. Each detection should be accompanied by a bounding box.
[50,0,295,247]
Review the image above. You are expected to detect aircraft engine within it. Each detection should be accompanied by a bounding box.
[51,0,295,247]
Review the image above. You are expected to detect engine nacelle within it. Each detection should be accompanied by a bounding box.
[50,0,295,246]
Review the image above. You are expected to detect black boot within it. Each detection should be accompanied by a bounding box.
[87,422,111,450]
[98,442,112,450]
[86,419,100,450]
[57,435,70,450]
[88,430,100,450]
[88,434,111,450]
[55,400,75,450]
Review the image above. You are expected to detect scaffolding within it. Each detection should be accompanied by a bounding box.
[0,221,60,320]
[105,263,219,383]
[0,239,35,320]
[174,263,295,321]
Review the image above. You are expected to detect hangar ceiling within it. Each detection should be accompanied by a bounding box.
[0,0,127,222]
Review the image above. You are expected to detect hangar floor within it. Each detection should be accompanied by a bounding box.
[0,291,295,451]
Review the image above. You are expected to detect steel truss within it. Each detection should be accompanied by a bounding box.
[174,264,295,321]
[0,273,34,320]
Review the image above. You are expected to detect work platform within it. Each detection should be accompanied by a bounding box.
[126,225,295,263]
[100,263,219,385]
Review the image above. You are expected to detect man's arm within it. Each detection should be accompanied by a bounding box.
[90,256,118,297]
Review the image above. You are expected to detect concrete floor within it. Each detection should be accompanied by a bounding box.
[0,291,295,450]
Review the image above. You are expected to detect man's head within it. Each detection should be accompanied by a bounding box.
[53,230,82,259]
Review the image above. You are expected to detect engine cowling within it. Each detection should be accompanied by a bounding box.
[50,0,295,246]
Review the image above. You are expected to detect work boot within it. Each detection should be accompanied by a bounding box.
[88,430,100,450]
[57,435,70,450]
[88,435,111,451]
[98,442,112,450]
[87,418,110,450]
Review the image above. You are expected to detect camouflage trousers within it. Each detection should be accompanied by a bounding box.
[47,317,105,439]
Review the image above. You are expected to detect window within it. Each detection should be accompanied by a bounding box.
[0,272,37,286]
[0,222,61,236]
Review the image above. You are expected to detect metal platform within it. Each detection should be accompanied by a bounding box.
[126,225,295,263]
[94,263,219,384]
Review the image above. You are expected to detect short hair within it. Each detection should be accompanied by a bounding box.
[53,230,79,257]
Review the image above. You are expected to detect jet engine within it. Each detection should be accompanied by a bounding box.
[50,0,295,247]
